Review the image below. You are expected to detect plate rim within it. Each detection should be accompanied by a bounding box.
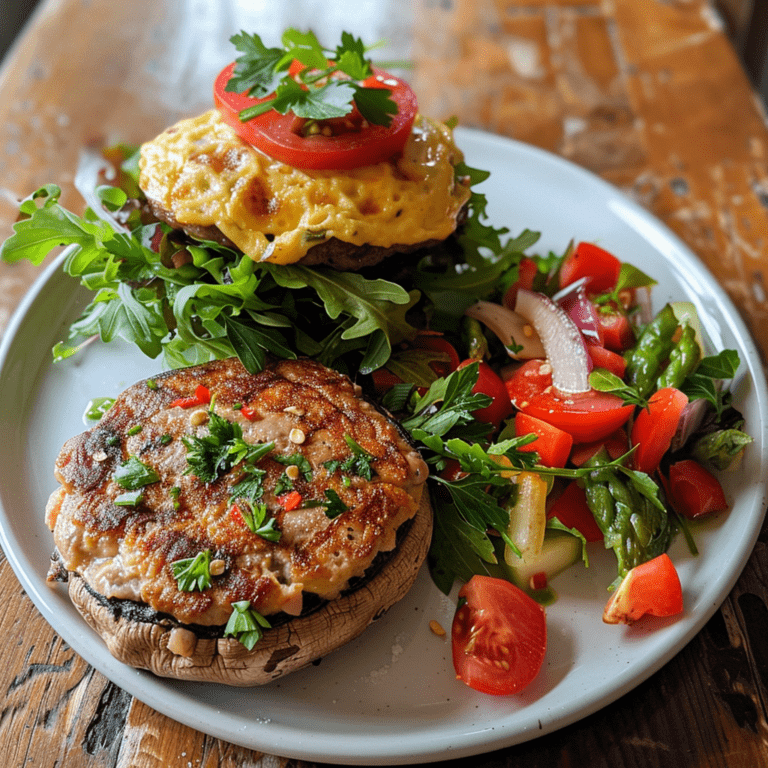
[0,126,766,764]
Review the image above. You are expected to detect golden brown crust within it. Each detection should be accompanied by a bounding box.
[48,358,428,626]
[66,490,432,686]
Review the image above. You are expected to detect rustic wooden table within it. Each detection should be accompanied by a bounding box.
[1,1,766,766]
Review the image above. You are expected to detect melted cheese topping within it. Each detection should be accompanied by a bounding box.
[139,110,471,264]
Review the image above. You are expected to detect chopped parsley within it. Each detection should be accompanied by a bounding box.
[226,29,398,128]
[113,455,160,490]
[114,489,144,507]
[236,502,281,541]
[321,489,349,519]
[171,550,213,592]
[224,600,271,650]
[324,435,376,480]
[273,452,313,480]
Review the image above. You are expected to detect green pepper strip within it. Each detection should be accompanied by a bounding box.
[625,303,679,398]
[657,322,701,390]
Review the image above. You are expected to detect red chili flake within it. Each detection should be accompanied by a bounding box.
[169,384,212,409]
[230,504,246,526]
[240,404,257,421]
[530,571,548,591]
[278,490,303,511]
[169,395,201,408]
[194,384,211,403]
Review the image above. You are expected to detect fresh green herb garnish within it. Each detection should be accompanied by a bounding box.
[113,455,160,490]
[320,489,349,519]
[323,435,376,480]
[171,550,213,592]
[224,600,271,650]
[589,368,648,408]
[273,453,313,480]
[236,502,281,541]
[84,396,115,422]
[114,489,144,507]
[227,29,398,127]
[127,424,142,436]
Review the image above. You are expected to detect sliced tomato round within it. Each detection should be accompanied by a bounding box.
[452,575,546,695]
[559,242,622,294]
[505,359,633,443]
[458,359,513,426]
[214,62,418,170]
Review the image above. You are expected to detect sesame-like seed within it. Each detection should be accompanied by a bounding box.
[429,620,446,637]
[286,464,301,481]
[523,323,535,338]
[92,450,108,462]
[289,428,306,444]
[190,410,209,427]
[500,645,509,654]
[210,559,226,576]
[283,405,305,416]
[500,659,510,671]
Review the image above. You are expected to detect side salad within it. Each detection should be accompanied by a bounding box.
[0,29,753,697]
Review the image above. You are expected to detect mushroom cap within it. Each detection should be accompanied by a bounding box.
[66,490,432,686]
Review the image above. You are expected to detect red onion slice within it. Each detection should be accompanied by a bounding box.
[515,288,592,393]
[552,278,603,345]
[464,300,546,359]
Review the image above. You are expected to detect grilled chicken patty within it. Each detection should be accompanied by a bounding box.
[46,358,429,630]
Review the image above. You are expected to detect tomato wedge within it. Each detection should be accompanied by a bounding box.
[214,62,418,170]
[458,359,513,426]
[547,480,604,542]
[559,242,622,294]
[515,412,573,468]
[667,459,728,519]
[505,359,633,443]
[603,553,683,625]
[630,387,688,474]
[452,576,546,695]
[413,334,460,378]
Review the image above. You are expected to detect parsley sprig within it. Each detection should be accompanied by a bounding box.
[172,550,213,592]
[224,600,272,650]
[226,29,398,127]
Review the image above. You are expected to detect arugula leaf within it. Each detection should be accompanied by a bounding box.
[224,600,271,650]
[266,264,418,373]
[113,455,160,490]
[171,550,213,592]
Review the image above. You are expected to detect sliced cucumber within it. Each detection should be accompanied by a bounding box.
[504,531,583,591]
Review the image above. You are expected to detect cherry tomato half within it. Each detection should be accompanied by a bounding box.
[452,575,547,696]
[504,359,633,443]
[214,62,418,170]
[413,334,460,378]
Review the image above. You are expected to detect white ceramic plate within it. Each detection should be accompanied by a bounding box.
[1,129,766,765]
